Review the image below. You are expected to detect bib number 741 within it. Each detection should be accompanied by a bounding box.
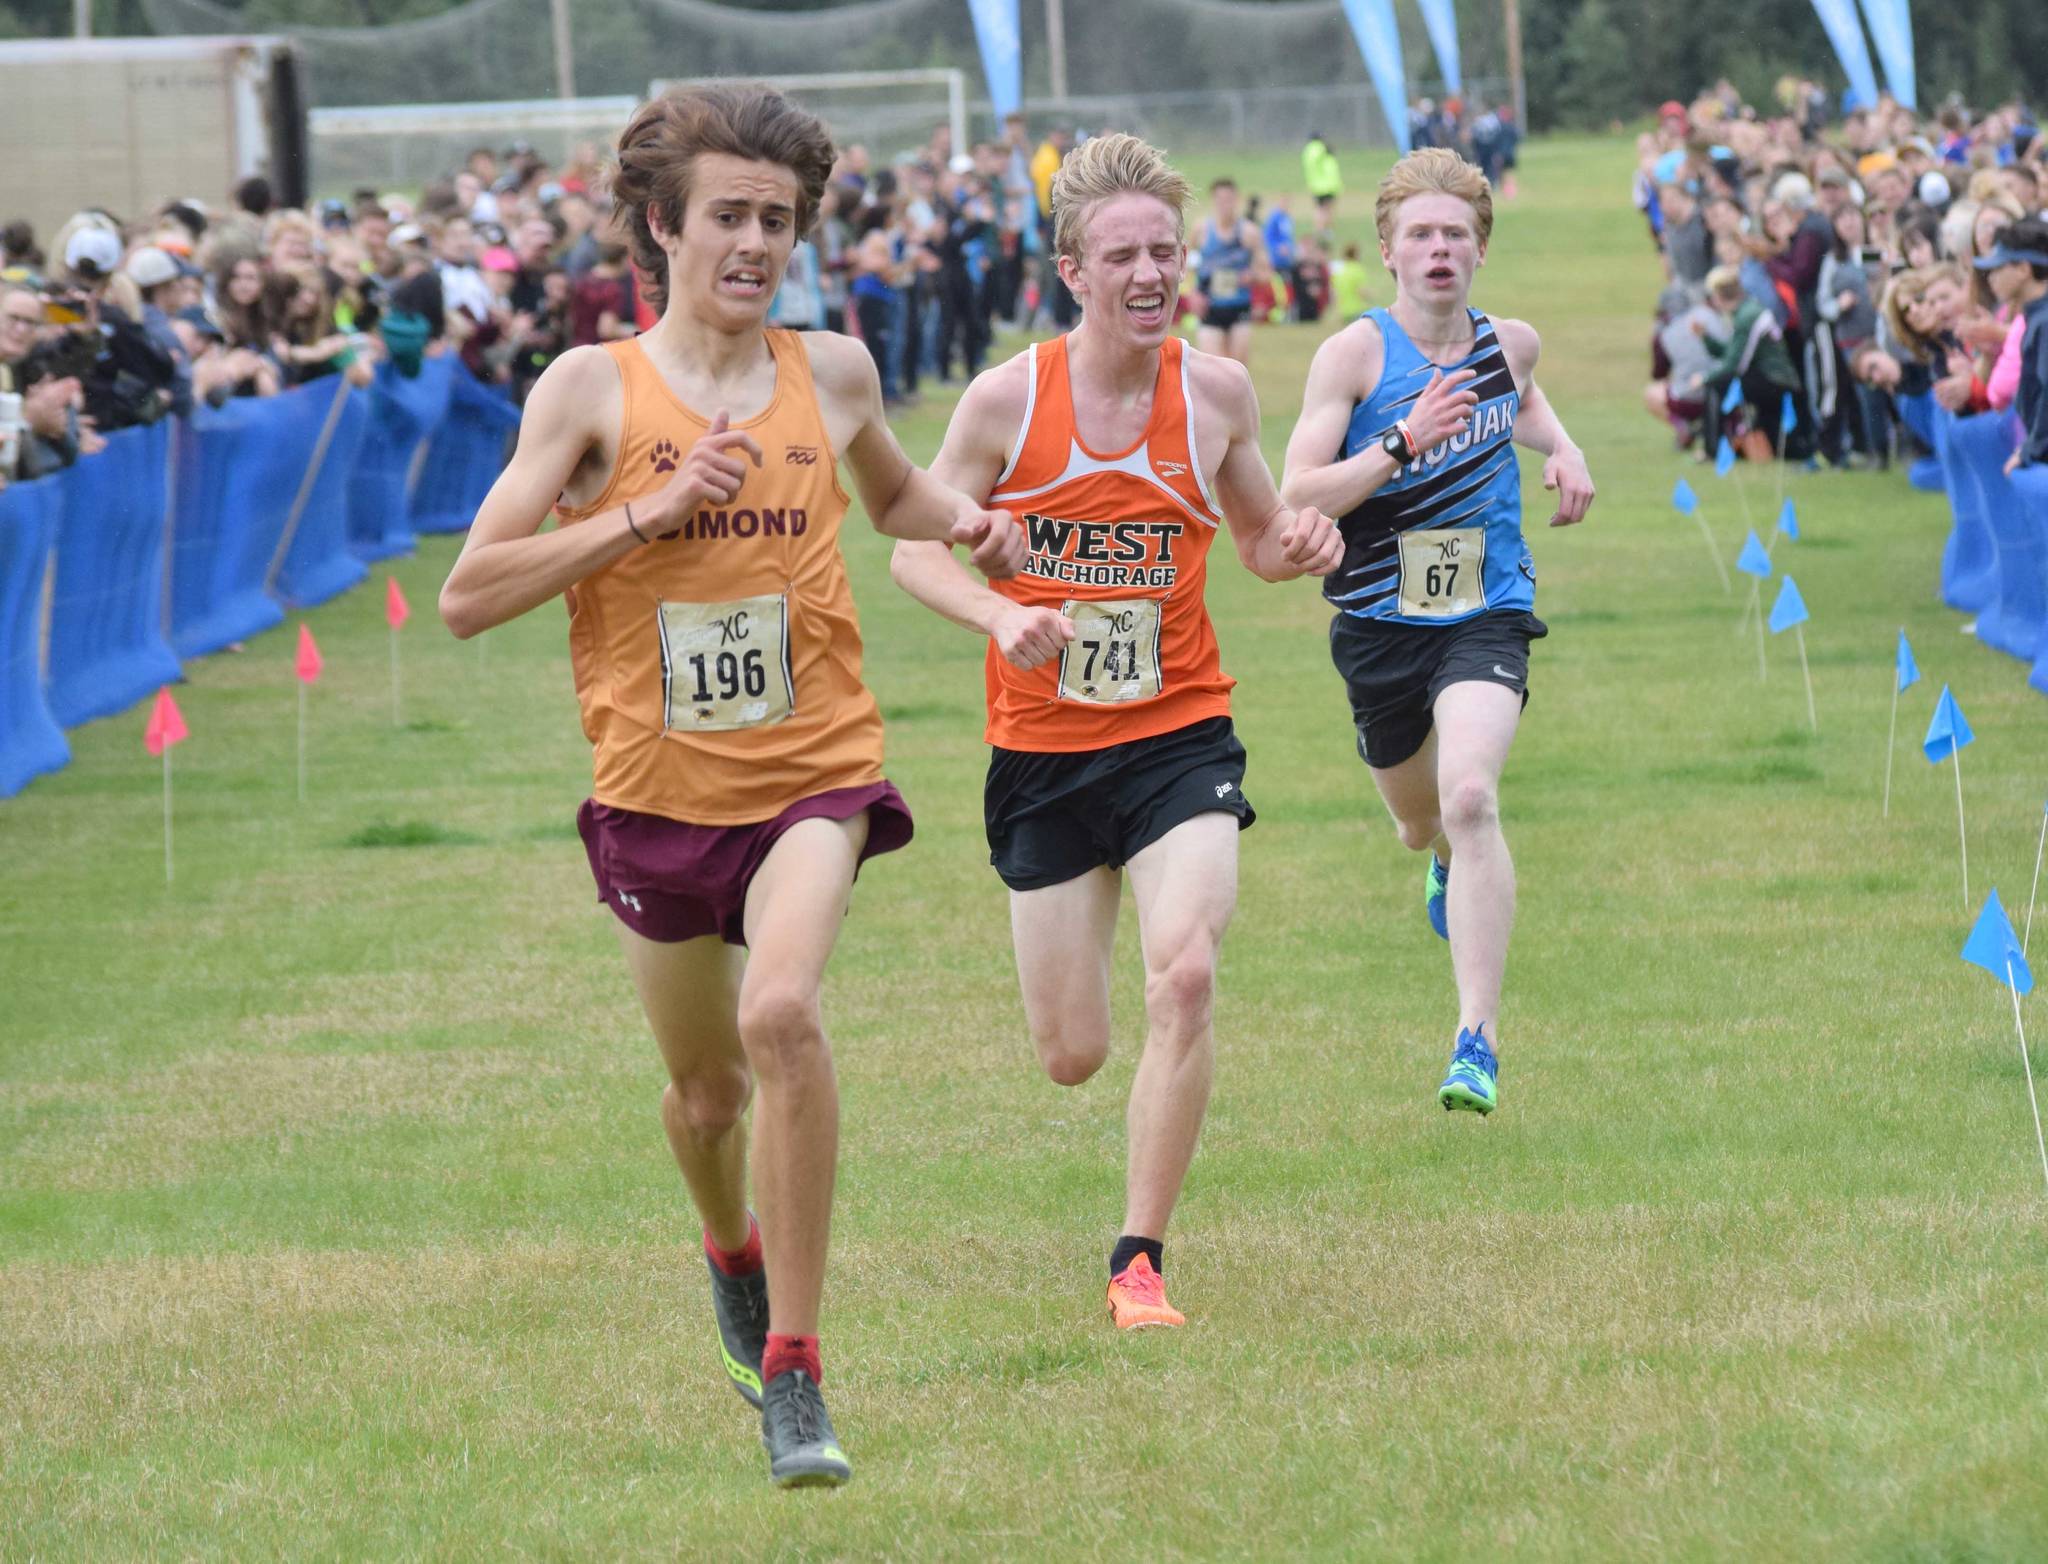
[1056,597,1164,704]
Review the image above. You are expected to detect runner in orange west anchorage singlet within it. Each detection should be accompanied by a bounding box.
[888,131,1342,1332]
[982,332,1233,754]
[435,80,1023,1491]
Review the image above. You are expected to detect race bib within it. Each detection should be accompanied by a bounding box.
[1396,529,1487,619]
[657,592,794,732]
[1056,597,1164,705]
[1207,267,1242,298]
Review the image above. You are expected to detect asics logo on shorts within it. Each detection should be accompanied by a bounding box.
[1215,781,1234,798]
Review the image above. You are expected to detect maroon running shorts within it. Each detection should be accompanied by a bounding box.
[576,781,914,946]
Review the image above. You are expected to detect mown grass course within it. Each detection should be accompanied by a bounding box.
[5,134,2048,1560]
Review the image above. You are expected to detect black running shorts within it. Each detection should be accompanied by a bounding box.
[984,716,1255,891]
[1328,609,1548,770]
[1200,304,1251,331]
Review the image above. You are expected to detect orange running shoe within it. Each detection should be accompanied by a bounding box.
[1106,1253,1185,1330]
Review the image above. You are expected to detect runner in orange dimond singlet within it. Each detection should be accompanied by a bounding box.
[436,82,1023,1490]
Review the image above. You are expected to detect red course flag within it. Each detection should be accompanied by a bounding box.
[385,575,411,630]
[295,623,324,684]
[144,687,188,756]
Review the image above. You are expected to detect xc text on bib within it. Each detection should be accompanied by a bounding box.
[1056,597,1164,704]
[1396,529,1486,619]
[657,592,795,732]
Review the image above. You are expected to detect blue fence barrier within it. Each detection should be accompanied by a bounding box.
[0,476,70,796]
[1931,407,2048,682]
[169,396,297,660]
[348,355,455,562]
[412,366,518,534]
[43,420,183,730]
[273,382,370,609]
[1,355,510,799]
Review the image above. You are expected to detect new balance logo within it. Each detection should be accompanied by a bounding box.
[785,446,819,466]
[1214,781,1235,798]
[1155,460,1188,478]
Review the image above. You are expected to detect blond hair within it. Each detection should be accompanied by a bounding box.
[1374,147,1494,249]
[1050,133,1190,263]
[1880,261,1967,364]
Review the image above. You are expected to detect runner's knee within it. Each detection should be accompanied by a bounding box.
[1145,943,1216,1035]
[736,982,825,1073]
[1028,1000,1110,1085]
[1393,812,1442,852]
[663,1068,750,1141]
[1440,775,1499,837]
[1036,1027,1109,1087]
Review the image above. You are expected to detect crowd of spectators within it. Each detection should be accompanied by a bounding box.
[1410,96,1522,195]
[2,111,1374,486]
[0,138,623,490]
[1637,77,2048,479]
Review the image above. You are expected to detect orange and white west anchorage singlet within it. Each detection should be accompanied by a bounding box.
[554,331,884,827]
[985,333,1233,753]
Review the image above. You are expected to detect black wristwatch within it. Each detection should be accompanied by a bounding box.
[1380,421,1413,463]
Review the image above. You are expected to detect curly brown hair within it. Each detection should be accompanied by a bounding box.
[608,83,835,315]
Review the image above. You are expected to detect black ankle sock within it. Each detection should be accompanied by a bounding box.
[1110,1234,1164,1279]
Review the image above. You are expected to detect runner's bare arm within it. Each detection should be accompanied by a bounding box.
[1281,318,1393,516]
[1201,355,1343,582]
[1281,318,1476,519]
[1498,319,1595,527]
[889,362,1075,670]
[438,347,764,638]
[807,332,1025,578]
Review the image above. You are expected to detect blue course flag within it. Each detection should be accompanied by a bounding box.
[1736,529,1772,578]
[1672,477,1699,515]
[1780,392,1798,436]
[1779,498,1799,540]
[1768,575,1809,633]
[1715,436,1736,477]
[1962,888,2034,994]
[1922,684,1976,763]
[1896,629,1920,693]
[1722,379,1744,415]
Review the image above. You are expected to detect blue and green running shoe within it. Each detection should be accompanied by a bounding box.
[1424,854,1450,941]
[1439,1025,1498,1114]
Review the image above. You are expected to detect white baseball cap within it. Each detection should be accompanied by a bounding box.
[64,226,122,278]
[124,245,196,289]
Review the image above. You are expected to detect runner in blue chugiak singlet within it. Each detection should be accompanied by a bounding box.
[1280,147,1595,1118]
[1193,177,1263,367]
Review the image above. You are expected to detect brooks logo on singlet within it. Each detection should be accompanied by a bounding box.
[1327,307,1532,626]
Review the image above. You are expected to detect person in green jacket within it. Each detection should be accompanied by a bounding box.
[1303,132,1343,222]
[1700,264,1808,457]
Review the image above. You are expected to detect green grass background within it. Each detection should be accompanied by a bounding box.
[6,134,2048,1560]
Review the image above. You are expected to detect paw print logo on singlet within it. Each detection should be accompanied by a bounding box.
[651,438,679,474]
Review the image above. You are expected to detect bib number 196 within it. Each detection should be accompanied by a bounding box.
[1056,597,1164,704]
[658,592,795,732]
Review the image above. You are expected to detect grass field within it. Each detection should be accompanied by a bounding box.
[7,134,2048,1560]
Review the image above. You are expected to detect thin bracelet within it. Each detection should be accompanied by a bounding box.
[624,500,649,545]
